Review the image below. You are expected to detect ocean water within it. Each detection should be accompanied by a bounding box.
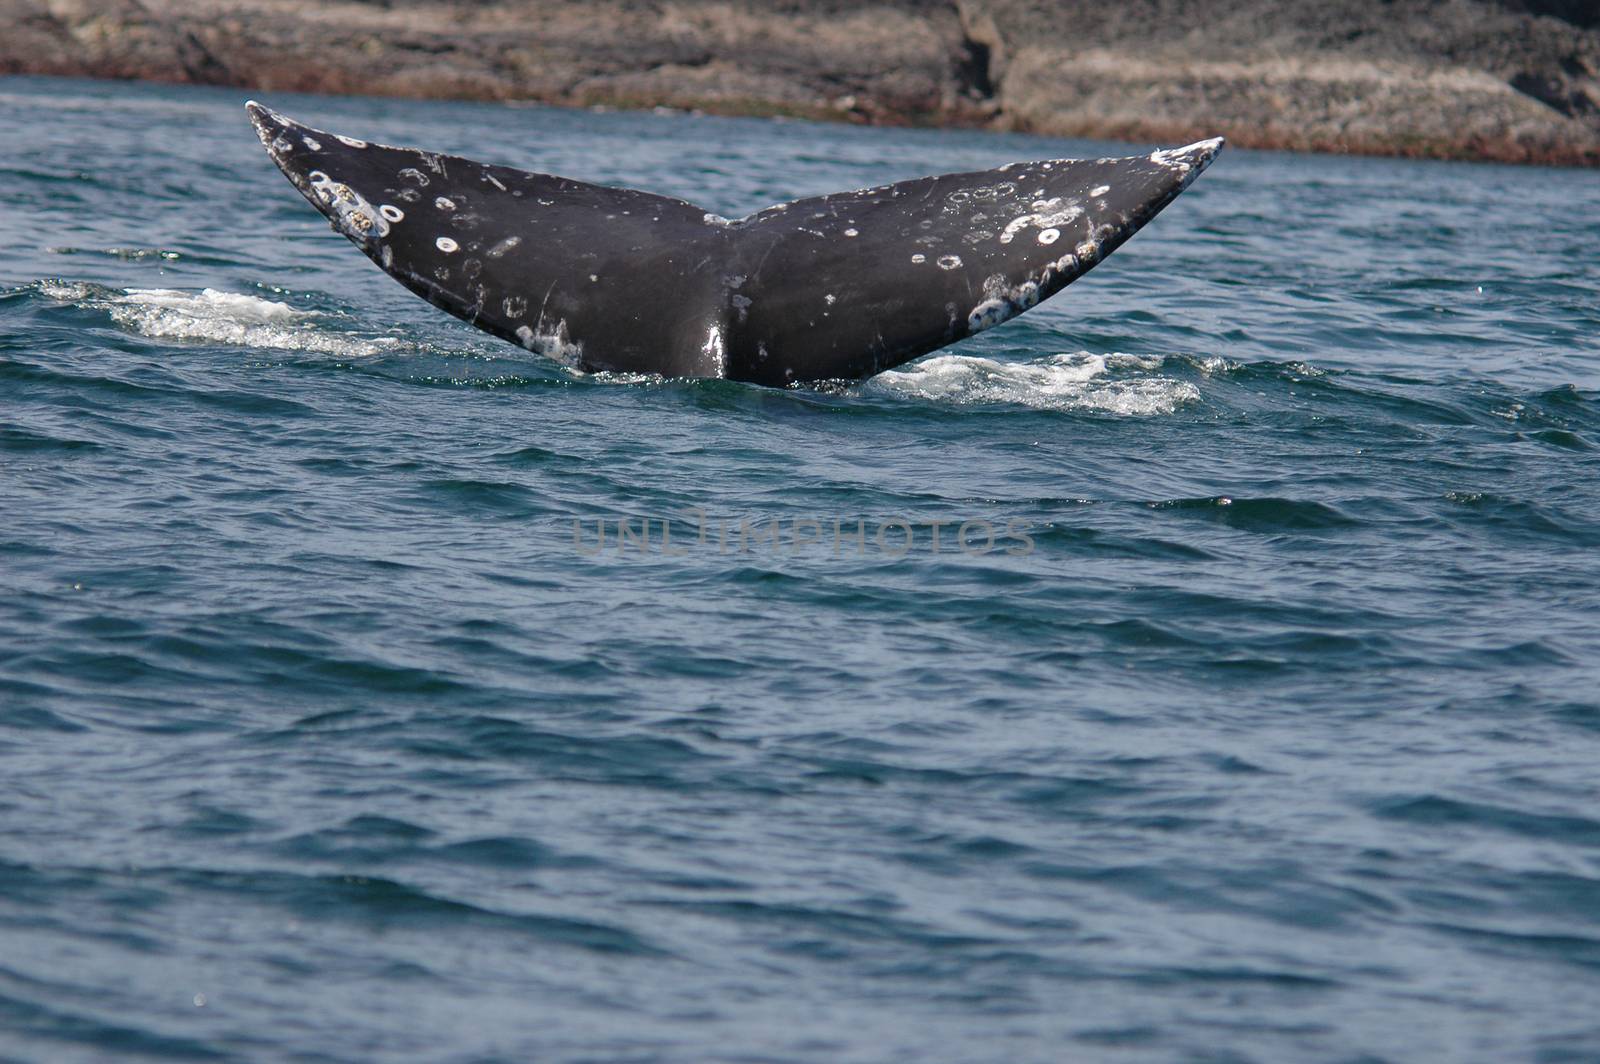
[3,74,1600,1062]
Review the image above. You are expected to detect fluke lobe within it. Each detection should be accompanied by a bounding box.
[247,103,1221,385]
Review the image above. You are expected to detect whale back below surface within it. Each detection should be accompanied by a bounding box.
[246,103,1221,385]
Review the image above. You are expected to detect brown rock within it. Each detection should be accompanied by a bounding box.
[0,0,1595,165]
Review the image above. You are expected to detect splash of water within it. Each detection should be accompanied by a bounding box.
[866,351,1202,415]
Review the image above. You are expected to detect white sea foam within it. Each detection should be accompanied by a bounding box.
[101,287,400,358]
[866,352,1201,415]
[121,287,305,323]
[30,282,1211,401]
[37,281,95,302]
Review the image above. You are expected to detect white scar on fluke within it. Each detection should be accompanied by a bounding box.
[246,101,1224,385]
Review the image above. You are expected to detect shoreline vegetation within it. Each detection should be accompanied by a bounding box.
[4,0,1598,166]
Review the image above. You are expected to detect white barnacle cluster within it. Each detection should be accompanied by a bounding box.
[1148,146,1195,172]
[999,197,1085,246]
[965,272,1042,335]
[1045,250,1080,284]
[1153,138,1224,189]
[514,321,583,367]
[306,170,390,240]
[1071,221,1118,266]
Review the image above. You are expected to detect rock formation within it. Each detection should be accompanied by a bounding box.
[2,0,1596,164]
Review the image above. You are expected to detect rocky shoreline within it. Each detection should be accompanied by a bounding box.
[4,0,1598,165]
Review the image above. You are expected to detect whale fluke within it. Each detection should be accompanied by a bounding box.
[246,102,1221,385]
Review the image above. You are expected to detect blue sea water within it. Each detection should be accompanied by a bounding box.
[3,74,1600,1062]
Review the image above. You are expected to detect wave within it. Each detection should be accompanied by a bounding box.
[109,287,404,359]
[864,351,1205,415]
[25,281,1220,407]
[30,281,404,359]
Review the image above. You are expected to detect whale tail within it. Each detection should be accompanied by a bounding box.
[246,102,1221,384]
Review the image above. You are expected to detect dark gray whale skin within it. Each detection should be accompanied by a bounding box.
[247,102,1221,385]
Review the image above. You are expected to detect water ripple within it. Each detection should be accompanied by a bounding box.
[3,75,1600,1064]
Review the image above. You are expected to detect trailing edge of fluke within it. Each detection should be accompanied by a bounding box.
[247,102,1221,385]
